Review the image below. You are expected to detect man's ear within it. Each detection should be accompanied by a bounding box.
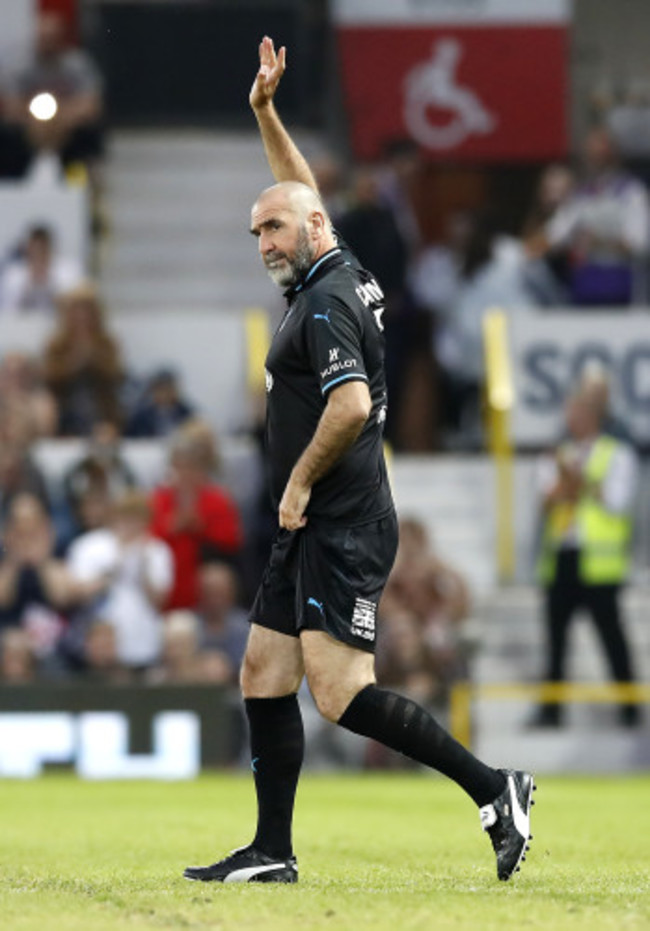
[308,210,325,238]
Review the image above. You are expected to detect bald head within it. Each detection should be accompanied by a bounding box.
[254,181,328,223]
[251,181,336,289]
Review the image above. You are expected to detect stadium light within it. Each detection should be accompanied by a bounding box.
[29,92,58,121]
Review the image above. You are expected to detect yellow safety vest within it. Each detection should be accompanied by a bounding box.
[538,435,631,585]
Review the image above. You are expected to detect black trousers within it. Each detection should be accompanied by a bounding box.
[542,548,637,722]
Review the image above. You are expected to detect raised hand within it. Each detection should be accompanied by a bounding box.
[250,36,286,111]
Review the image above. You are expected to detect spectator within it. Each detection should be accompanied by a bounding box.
[0,628,37,683]
[409,209,475,317]
[376,608,441,707]
[43,282,124,436]
[0,353,58,438]
[67,490,174,670]
[0,495,73,661]
[602,79,650,184]
[311,152,348,224]
[375,138,423,256]
[0,406,50,520]
[125,368,195,439]
[148,610,203,684]
[431,211,534,444]
[0,442,50,524]
[81,620,130,684]
[151,421,243,609]
[576,362,632,445]
[532,389,639,727]
[0,11,104,179]
[63,419,135,533]
[337,166,409,298]
[196,561,249,684]
[0,226,82,315]
[338,165,433,450]
[382,517,470,695]
[522,164,575,305]
[544,127,650,306]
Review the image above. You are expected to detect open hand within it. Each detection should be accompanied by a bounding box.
[250,36,286,111]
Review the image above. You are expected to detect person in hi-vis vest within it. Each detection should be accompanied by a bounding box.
[532,389,640,727]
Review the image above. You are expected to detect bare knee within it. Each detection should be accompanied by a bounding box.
[308,672,371,722]
[240,649,266,696]
[306,663,375,723]
[240,626,304,698]
[302,631,375,722]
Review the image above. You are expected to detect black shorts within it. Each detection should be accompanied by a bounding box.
[249,511,398,654]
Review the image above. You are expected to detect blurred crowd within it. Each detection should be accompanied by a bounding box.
[314,121,650,451]
[0,276,471,707]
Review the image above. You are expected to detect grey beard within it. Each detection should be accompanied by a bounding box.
[265,228,315,289]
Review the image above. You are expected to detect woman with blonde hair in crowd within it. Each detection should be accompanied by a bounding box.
[43,281,123,436]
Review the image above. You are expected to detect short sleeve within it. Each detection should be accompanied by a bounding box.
[304,297,368,396]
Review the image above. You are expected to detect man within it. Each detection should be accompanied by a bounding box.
[1,225,81,315]
[533,389,639,727]
[184,37,534,886]
[1,11,104,174]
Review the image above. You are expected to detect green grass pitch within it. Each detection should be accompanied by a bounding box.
[0,773,648,930]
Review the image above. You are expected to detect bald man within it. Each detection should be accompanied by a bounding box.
[184,37,535,887]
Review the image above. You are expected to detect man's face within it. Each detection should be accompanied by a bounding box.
[566,397,600,440]
[251,193,316,289]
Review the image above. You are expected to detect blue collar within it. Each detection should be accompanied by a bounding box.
[284,248,342,300]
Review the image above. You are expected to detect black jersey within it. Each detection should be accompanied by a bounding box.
[263,241,394,525]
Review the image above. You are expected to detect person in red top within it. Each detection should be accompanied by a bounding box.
[150,420,242,609]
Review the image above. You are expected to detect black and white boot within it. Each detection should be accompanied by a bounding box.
[184,844,298,884]
[480,769,535,881]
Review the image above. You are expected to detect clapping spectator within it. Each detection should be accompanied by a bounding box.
[532,389,639,727]
[67,490,174,670]
[0,11,104,179]
[0,495,73,657]
[43,282,124,436]
[151,421,243,609]
[125,368,195,439]
[0,226,82,315]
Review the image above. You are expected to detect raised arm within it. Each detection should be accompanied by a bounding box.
[250,36,319,192]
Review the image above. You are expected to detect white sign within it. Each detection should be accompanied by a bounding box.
[0,711,200,780]
[510,311,650,446]
[404,38,497,150]
[333,0,570,26]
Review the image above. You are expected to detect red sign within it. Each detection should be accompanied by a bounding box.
[336,26,568,162]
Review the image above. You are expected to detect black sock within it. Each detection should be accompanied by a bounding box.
[338,685,505,807]
[245,694,304,859]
